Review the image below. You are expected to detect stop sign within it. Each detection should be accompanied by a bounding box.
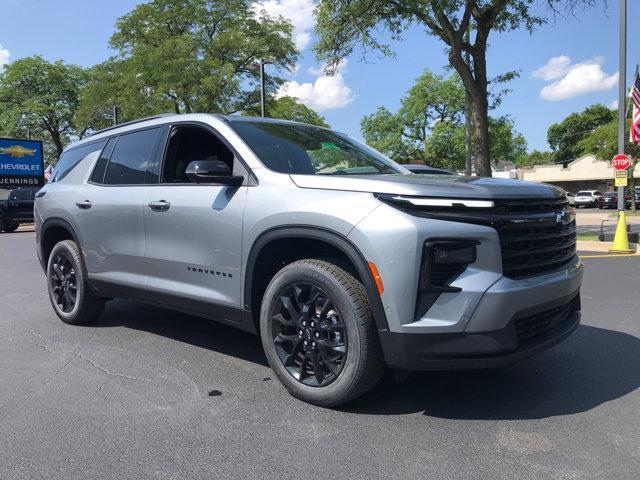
[612,154,631,171]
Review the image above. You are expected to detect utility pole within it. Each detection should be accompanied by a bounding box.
[617,0,626,211]
[464,28,472,176]
[112,105,119,126]
[260,59,267,118]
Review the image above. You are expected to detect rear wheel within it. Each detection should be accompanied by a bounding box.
[47,240,104,325]
[260,259,385,407]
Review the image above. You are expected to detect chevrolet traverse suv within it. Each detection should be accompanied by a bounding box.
[35,114,582,406]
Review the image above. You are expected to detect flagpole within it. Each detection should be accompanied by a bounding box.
[617,0,627,212]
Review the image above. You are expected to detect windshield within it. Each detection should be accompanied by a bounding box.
[228,120,407,176]
[576,191,591,196]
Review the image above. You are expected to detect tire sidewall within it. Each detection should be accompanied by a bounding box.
[47,241,84,323]
[260,262,366,405]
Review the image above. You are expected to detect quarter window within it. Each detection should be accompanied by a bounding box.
[90,137,117,184]
[50,140,107,183]
[104,128,162,185]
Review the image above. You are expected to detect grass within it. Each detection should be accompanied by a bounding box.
[577,233,599,242]
[608,211,640,218]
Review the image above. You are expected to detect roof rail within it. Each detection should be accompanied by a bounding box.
[88,113,175,137]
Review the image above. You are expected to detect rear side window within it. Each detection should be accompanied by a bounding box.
[103,128,162,185]
[90,137,117,184]
[51,140,107,183]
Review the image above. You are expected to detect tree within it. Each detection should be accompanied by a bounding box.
[314,0,605,177]
[361,71,466,165]
[515,150,555,167]
[0,56,87,163]
[577,119,640,210]
[78,0,298,132]
[547,104,616,163]
[243,96,329,127]
[361,70,525,171]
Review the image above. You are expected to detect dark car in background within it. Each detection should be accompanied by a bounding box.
[596,191,631,209]
[400,164,455,175]
[0,186,39,232]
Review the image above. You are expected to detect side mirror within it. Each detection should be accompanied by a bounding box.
[185,160,244,185]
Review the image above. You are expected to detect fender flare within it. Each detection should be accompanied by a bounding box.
[243,226,389,332]
[40,217,82,266]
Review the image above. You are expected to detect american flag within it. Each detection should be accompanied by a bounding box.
[631,72,640,145]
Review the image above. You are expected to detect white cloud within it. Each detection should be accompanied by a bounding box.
[535,56,618,101]
[611,99,619,109]
[252,0,315,50]
[531,55,571,81]
[277,60,354,111]
[0,44,10,67]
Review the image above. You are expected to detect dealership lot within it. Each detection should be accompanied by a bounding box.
[1,231,639,479]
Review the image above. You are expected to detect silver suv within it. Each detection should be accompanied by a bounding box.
[35,114,583,406]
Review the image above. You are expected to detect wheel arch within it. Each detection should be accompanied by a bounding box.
[244,226,389,333]
[40,217,82,270]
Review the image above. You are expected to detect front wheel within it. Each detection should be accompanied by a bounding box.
[47,240,104,325]
[260,259,385,407]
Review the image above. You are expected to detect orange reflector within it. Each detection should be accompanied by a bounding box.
[368,262,384,295]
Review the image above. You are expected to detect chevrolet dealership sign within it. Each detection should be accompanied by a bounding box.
[0,138,44,187]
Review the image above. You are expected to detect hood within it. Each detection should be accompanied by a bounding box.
[290,174,565,200]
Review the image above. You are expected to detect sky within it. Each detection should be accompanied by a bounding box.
[0,0,638,152]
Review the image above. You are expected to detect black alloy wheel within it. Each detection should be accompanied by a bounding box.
[270,282,347,387]
[49,251,78,313]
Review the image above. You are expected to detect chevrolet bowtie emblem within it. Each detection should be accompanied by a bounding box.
[0,145,37,158]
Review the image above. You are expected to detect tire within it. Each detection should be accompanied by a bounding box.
[46,239,104,325]
[260,259,385,407]
[4,221,18,233]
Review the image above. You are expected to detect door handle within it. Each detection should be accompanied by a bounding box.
[148,200,171,212]
[75,200,92,210]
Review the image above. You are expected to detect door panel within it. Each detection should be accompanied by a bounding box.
[143,185,246,317]
[75,184,148,287]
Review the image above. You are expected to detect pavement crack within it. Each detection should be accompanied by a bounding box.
[71,350,150,382]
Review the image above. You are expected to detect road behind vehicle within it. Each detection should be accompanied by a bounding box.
[0,186,38,232]
[574,190,602,208]
[34,114,582,406]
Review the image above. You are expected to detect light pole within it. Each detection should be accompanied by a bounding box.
[617,0,626,211]
[260,59,267,118]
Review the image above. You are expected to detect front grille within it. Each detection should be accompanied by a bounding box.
[499,219,577,278]
[377,194,577,280]
[514,295,579,344]
[494,199,577,279]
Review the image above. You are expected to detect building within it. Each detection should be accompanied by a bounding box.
[519,155,639,192]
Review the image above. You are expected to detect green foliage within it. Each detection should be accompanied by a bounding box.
[547,104,616,162]
[243,96,329,127]
[515,149,555,167]
[78,0,298,132]
[360,70,526,171]
[0,56,87,163]
[576,120,640,161]
[361,70,465,166]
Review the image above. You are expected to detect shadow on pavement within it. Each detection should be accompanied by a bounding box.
[90,299,269,368]
[89,301,639,420]
[345,325,640,420]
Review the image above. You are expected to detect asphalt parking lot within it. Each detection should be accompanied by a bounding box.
[1,231,639,479]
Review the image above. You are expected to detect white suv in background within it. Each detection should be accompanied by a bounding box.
[574,190,602,208]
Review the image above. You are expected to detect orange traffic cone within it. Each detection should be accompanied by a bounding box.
[609,211,636,253]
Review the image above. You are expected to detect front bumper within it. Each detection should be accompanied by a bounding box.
[380,291,581,370]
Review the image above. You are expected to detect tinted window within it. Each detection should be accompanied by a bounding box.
[90,137,117,184]
[104,128,161,185]
[51,140,107,183]
[576,191,591,196]
[229,121,405,176]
